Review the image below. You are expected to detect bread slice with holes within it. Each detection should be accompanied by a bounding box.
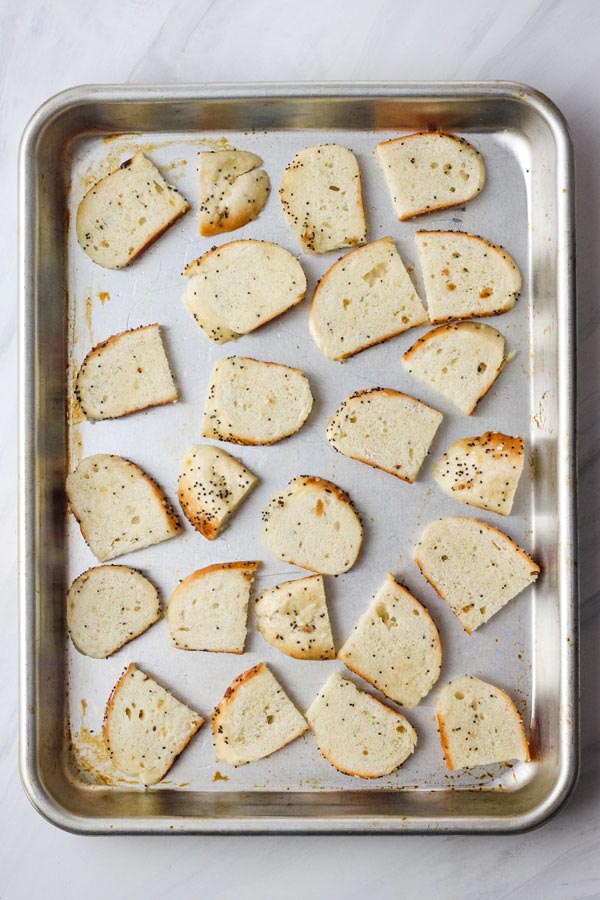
[166,561,259,653]
[183,240,306,344]
[416,231,522,323]
[414,517,540,634]
[103,663,204,785]
[260,476,363,575]
[306,672,417,778]
[433,432,525,515]
[436,675,530,770]
[66,454,181,562]
[75,324,177,421]
[202,356,313,445]
[375,132,485,221]
[255,575,335,660]
[403,322,506,415]
[212,663,308,766]
[67,565,161,658]
[338,573,441,707]
[310,237,427,361]
[327,388,443,483]
[76,152,189,269]
[280,144,366,253]
[198,149,270,236]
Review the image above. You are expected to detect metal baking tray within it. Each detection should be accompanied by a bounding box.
[19,82,577,834]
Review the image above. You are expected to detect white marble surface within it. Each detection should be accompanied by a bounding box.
[2,0,599,897]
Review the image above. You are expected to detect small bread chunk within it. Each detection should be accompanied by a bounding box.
[338,573,441,707]
[375,132,485,221]
[433,432,525,515]
[416,231,522,323]
[260,476,363,575]
[436,675,530,771]
[255,575,335,660]
[67,565,160,658]
[403,322,506,415]
[177,445,257,540]
[66,454,181,562]
[202,356,313,445]
[280,144,366,253]
[76,152,189,269]
[166,561,259,653]
[310,237,427,361]
[198,149,270,236]
[104,664,204,785]
[327,388,443,483]
[306,672,417,778]
[75,324,177,421]
[414,517,540,634]
[183,240,306,344]
[212,663,308,766]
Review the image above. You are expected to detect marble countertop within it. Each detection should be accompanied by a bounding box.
[2,0,599,897]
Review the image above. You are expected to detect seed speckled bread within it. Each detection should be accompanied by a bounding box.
[306,672,417,778]
[338,573,442,707]
[76,152,189,269]
[414,517,540,634]
[198,149,269,236]
[202,356,313,445]
[255,575,335,660]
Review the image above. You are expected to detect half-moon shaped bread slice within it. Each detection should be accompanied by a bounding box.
[260,476,363,575]
[416,231,522,323]
[183,240,306,344]
[375,132,485,221]
[436,675,530,771]
[177,445,258,540]
[433,432,525,515]
[76,152,189,269]
[67,565,160,658]
[211,663,308,766]
[306,672,417,778]
[414,517,540,634]
[66,454,181,562]
[255,575,335,660]
[202,356,313,445]
[166,561,259,653]
[338,573,441,707]
[280,144,366,253]
[198,149,269,236]
[310,237,428,360]
[103,663,204,785]
[403,322,506,415]
[327,388,443,483]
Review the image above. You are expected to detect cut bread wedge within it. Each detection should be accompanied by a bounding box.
[183,240,306,344]
[75,324,177,421]
[375,132,485,221]
[416,231,522,323]
[76,152,189,269]
[436,675,530,770]
[414,517,540,634]
[306,672,417,778]
[202,356,313,445]
[260,476,363,575]
[338,573,441,707]
[212,663,308,766]
[66,454,181,562]
[403,322,506,415]
[166,561,259,653]
[255,575,335,660]
[327,388,443,483]
[198,149,269,236]
[280,144,366,253]
[103,663,204,785]
[433,432,524,515]
[67,565,160,658]
[177,445,257,540]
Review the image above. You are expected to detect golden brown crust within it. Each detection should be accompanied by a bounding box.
[200,198,267,237]
[436,711,455,770]
[211,663,265,731]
